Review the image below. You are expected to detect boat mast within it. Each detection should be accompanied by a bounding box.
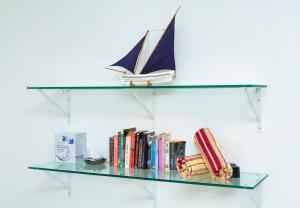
[140,6,181,74]
[133,30,149,74]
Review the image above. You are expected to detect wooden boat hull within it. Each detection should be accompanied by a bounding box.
[119,71,175,86]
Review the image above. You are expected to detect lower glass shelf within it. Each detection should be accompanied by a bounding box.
[29,160,268,190]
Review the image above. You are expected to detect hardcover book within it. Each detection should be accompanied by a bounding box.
[138,132,145,168]
[164,133,171,170]
[158,134,165,171]
[141,132,154,169]
[113,135,119,167]
[119,132,124,168]
[141,132,149,169]
[150,135,158,169]
[170,141,186,170]
[129,131,136,168]
[147,135,154,169]
[134,131,143,167]
[123,128,136,168]
[125,135,131,168]
[155,137,159,170]
[109,136,114,165]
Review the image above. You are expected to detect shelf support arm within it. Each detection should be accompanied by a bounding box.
[38,89,71,125]
[247,185,263,208]
[130,90,154,120]
[151,181,158,208]
[46,172,72,196]
[132,180,157,208]
[244,88,262,131]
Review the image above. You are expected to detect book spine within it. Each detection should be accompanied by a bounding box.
[118,133,121,167]
[164,141,170,171]
[109,136,114,165]
[158,134,164,171]
[169,142,175,170]
[175,141,186,167]
[119,133,124,168]
[147,138,152,169]
[123,131,126,165]
[129,132,136,168]
[151,139,156,169]
[113,135,119,167]
[141,134,147,169]
[125,135,131,168]
[138,134,143,168]
[134,133,139,168]
[155,139,158,170]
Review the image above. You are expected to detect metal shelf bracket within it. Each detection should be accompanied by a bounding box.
[245,87,262,131]
[38,89,71,125]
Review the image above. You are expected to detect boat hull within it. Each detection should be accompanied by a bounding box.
[119,71,175,86]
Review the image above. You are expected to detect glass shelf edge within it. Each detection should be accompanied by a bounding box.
[27,84,267,90]
[28,165,268,190]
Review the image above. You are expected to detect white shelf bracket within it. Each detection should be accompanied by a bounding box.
[130,90,155,120]
[244,88,262,131]
[151,181,158,208]
[46,172,72,196]
[66,90,71,126]
[132,180,157,208]
[38,89,71,125]
[247,185,263,208]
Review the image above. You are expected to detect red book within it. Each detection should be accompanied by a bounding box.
[129,132,136,168]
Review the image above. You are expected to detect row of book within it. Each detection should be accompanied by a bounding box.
[109,128,186,171]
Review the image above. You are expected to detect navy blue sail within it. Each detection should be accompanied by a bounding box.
[110,33,147,74]
[141,16,176,74]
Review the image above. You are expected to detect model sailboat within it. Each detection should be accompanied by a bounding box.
[106,7,180,86]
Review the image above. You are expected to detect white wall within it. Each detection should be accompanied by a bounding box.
[1,0,299,207]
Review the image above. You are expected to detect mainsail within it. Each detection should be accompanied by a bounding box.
[108,32,147,74]
[140,15,176,74]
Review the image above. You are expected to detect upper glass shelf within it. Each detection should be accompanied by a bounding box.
[27,84,267,90]
[29,160,268,190]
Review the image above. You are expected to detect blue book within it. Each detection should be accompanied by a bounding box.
[119,133,124,168]
[151,136,159,170]
[151,138,157,169]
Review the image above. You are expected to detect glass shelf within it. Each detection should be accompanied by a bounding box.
[29,160,268,190]
[27,84,267,90]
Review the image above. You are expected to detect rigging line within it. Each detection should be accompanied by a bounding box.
[140,6,181,74]
[149,29,165,32]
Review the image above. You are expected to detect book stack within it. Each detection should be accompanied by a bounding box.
[109,128,186,171]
